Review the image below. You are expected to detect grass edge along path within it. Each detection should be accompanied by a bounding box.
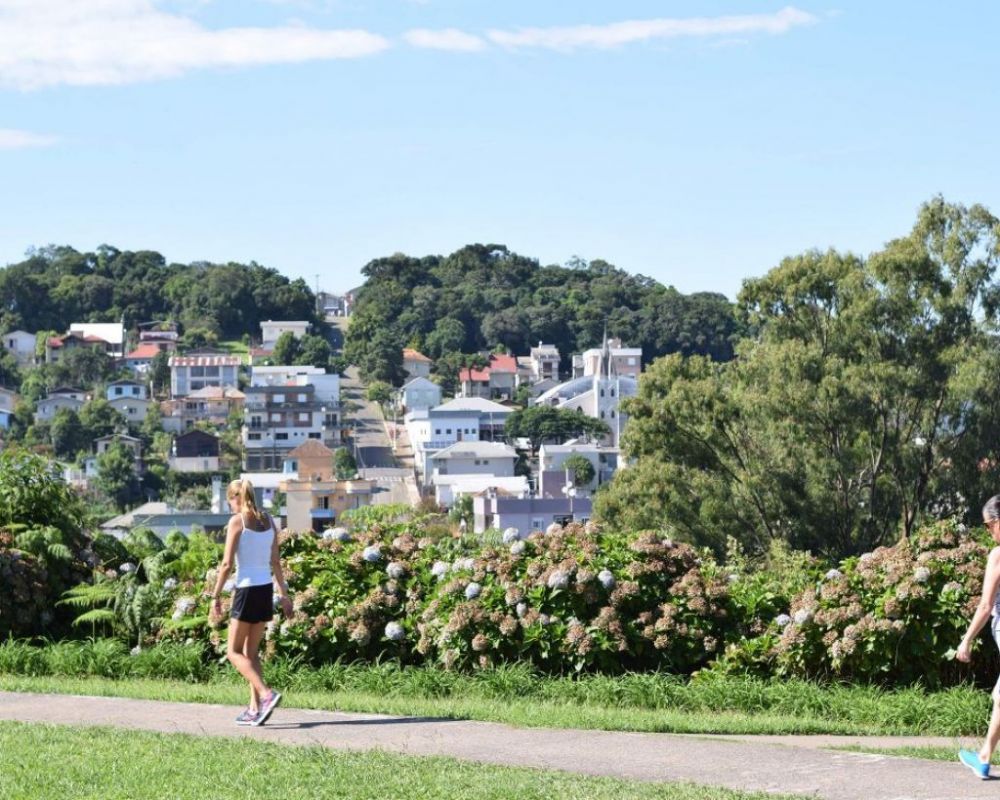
[0,672,982,737]
[0,720,809,800]
[834,744,986,764]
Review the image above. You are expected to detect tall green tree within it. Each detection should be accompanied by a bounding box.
[271,331,301,365]
[504,406,610,454]
[596,198,1000,557]
[49,408,87,459]
[95,442,142,511]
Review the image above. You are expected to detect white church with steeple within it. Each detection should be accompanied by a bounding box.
[534,336,640,448]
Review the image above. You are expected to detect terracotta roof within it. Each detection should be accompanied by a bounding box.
[403,348,432,363]
[489,354,517,373]
[459,367,490,382]
[186,385,245,400]
[126,343,162,359]
[287,439,334,458]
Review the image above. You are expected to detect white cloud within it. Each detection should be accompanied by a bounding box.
[0,0,390,90]
[487,6,817,51]
[0,128,58,149]
[403,28,485,52]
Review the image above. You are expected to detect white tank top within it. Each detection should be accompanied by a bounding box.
[234,513,274,588]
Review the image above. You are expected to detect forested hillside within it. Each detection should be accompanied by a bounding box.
[345,245,741,384]
[0,245,318,339]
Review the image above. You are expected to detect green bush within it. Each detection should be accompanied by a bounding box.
[719,519,994,687]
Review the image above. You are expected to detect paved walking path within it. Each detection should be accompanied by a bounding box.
[0,691,991,800]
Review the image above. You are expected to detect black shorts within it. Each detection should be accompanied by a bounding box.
[230,583,274,623]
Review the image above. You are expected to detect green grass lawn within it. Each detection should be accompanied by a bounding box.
[834,744,983,764]
[0,674,879,736]
[0,722,807,800]
[0,640,992,737]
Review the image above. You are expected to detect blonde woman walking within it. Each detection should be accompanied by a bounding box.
[207,478,293,726]
[957,495,1000,778]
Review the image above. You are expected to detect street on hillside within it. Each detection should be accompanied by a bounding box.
[340,366,419,506]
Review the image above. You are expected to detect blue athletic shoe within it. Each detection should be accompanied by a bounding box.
[959,749,990,780]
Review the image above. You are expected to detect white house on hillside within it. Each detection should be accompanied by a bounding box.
[260,321,311,349]
[398,376,441,413]
[2,330,35,365]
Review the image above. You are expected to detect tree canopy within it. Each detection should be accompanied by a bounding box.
[345,245,741,384]
[595,197,1000,558]
[0,245,319,340]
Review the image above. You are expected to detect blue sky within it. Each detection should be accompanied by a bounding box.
[1,1,997,298]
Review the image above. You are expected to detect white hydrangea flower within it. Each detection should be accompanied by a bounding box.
[386,562,406,580]
[510,541,526,556]
[502,527,520,544]
[597,569,616,590]
[775,613,792,628]
[280,621,290,635]
[793,608,813,626]
[858,553,874,564]
[174,597,196,615]
[539,614,551,626]
[465,582,482,600]
[943,581,963,594]
[120,562,136,574]
[453,557,475,572]
[913,567,931,584]
[824,569,843,581]
[384,621,405,642]
[323,527,351,542]
[362,545,382,563]
[957,523,968,534]
[163,578,178,590]
[130,645,142,656]
[515,602,527,618]
[545,522,562,535]
[547,570,569,590]
[727,573,740,583]
[431,560,450,579]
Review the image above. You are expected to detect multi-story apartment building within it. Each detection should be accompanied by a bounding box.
[242,383,338,471]
[169,354,241,398]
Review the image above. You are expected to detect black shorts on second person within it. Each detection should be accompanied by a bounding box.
[230,583,274,623]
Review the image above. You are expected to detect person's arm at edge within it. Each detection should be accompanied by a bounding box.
[270,514,293,619]
[958,546,1000,662]
[208,516,241,620]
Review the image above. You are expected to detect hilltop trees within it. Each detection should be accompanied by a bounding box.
[0,245,319,339]
[596,198,1000,558]
[344,244,741,383]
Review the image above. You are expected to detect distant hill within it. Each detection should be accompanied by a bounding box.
[0,244,319,340]
[345,244,742,382]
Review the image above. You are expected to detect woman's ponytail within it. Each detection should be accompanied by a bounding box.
[227,478,261,521]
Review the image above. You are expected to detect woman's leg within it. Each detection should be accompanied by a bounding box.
[227,619,269,699]
[980,682,1000,763]
[242,622,267,711]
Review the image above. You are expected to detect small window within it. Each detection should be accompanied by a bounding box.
[276,432,289,441]
[435,428,442,435]
[271,412,282,422]
[114,387,123,396]
[308,432,321,439]
[298,412,310,422]
[298,393,307,403]
[600,411,606,419]
[273,393,285,403]
[248,433,261,441]
[610,388,615,397]
[531,518,543,530]
[446,428,452,435]
[610,410,616,418]
[628,357,636,366]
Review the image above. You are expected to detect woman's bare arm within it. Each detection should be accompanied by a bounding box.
[958,547,1000,661]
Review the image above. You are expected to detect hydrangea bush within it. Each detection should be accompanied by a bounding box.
[717,520,993,687]
[256,519,730,674]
